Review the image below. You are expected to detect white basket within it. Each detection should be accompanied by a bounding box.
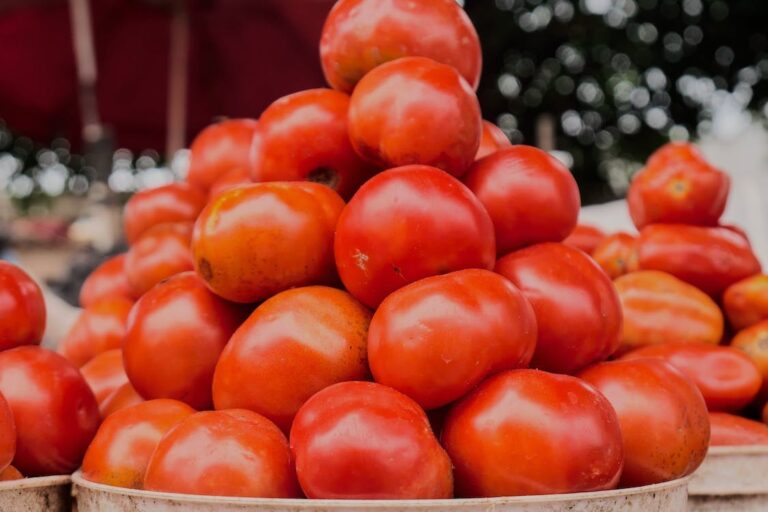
[688,445,768,512]
[0,475,71,511]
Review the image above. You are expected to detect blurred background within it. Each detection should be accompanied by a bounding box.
[1,0,767,306]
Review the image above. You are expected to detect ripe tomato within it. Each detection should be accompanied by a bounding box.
[335,165,495,308]
[620,343,761,412]
[709,412,768,446]
[0,261,45,351]
[192,183,341,303]
[368,269,536,409]
[290,381,452,499]
[251,89,373,199]
[495,243,622,374]
[442,369,623,497]
[144,409,299,498]
[320,0,481,92]
[563,223,606,254]
[82,399,195,488]
[79,254,135,307]
[0,393,15,474]
[123,183,206,245]
[125,222,194,297]
[645,141,704,170]
[207,166,251,201]
[724,274,768,330]
[464,146,580,255]
[80,349,129,408]
[59,297,133,367]
[731,320,768,400]
[0,465,22,481]
[475,120,510,160]
[614,271,723,353]
[124,272,246,410]
[187,119,259,190]
[348,57,481,177]
[213,286,369,431]
[591,232,637,279]
[579,358,710,487]
[636,224,761,296]
[100,382,144,417]
[0,347,100,476]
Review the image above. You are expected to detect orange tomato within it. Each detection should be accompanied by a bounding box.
[563,224,606,254]
[731,320,768,401]
[709,412,768,446]
[0,261,45,351]
[100,382,144,417]
[59,297,133,367]
[187,119,259,190]
[0,465,22,481]
[79,254,135,307]
[125,223,194,297]
[645,141,704,170]
[724,274,768,330]
[475,120,510,160]
[592,232,637,279]
[207,166,251,201]
[123,183,206,245]
[80,349,129,408]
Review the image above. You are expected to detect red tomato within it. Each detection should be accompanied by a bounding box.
[731,320,768,401]
[123,183,206,245]
[475,120,511,160]
[144,409,299,498]
[0,393,15,474]
[442,369,623,497]
[82,399,195,488]
[495,243,622,374]
[592,232,637,279]
[207,166,251,201]
[0,261,45,351]
[335,165,495,308]
[636,224,761,296]
[125,222,194,297]
[368,269,536,409]
[709,412,768,446]
[213,286,370,431]
[0,347,100,476]
[59,297,133,367]
[348,57,481,177]
[124,272,246,410]
[80,349,129,408]
[192,183,341,303]
[0,465,22,481]
[187,119,259,190]
[100,382,144,417]
[724,274,768,330]
[320,0,481,92]
[645,141,704,170]
[620,343,762,412]
[579,358,710,487]
[79,254,135,307]
[464,146,580,255]
[563,224,606,254]
[290,381,452,499]
[251,89,373,199]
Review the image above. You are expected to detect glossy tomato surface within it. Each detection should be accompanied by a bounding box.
[731,320,768,401]
[442,369,623,497]
[592,232,637,279]
[495,243,622,374]
[709,412,768,446]
[0,393,15,474]
[368,269,536,409]
[79,254,135,307]
[82,399,195,488]
[123,183,206,245]
[125,223,194,297]
[59,297,133,367]
[144,409,299,498]
[645,141,704,170]
[475,120,510,160]
[724,274,768,330]
[290,381,452,499]
[207,166,251,201]
[100,382,144,417]
[0,347,100,476]
[464,146,580,255]
[562,224,605,254]
[0,261,45,351]
[335,165,495,308]
[187,119,259,190]
[213,286,370,431]
[320,0,481,92]
[80,349,129,408]
[579,358,710,487]
[348,57,481,177]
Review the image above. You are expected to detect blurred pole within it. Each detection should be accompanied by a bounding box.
[536,113,556,151]
[166,0,189,161]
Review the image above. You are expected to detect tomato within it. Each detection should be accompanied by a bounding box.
[320,0,481,93]
[80,349,129,408]
[59,297,133,367]
[563,224,606,254]
[464,146,580,255]
[125,222,194,297]
[335,165,495,308]
[731,320,768,400]
[123,183,206,245]
[124,272,246,410]
[0,261,45,351]
[636,224,761,296]
[495,243,622,374]
[144,409,299,498]
[348,57,481,177]
[709,412,768,446]
[645,141,704,171]
[442,369,622,497]
[579,358,710,487]
[192,183,341,303]
[251,89,373,199]
[0,393,15,474]
[614,271,723,353]
[0,465,22,481]
[0,347,100,476]
[591,232,637,279]
[213,286,369,431]
[207,166,251,201]
[82,399,195,488]
[368,269,536,409]
[475,120,510,160]
[724,274,768,330]
[100,382,144,417]
[187,119,259,190]
[620,343,761,412]
[79,254,135,307]
[290,381,452,499]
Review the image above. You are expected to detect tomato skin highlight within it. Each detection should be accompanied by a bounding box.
[123,183,206,245]
[724,274,768,330]
[59,297,133,368]
[125,222,195,298]
[187,119,259,191]
[709,412,768,446]
[0,261,46,351]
